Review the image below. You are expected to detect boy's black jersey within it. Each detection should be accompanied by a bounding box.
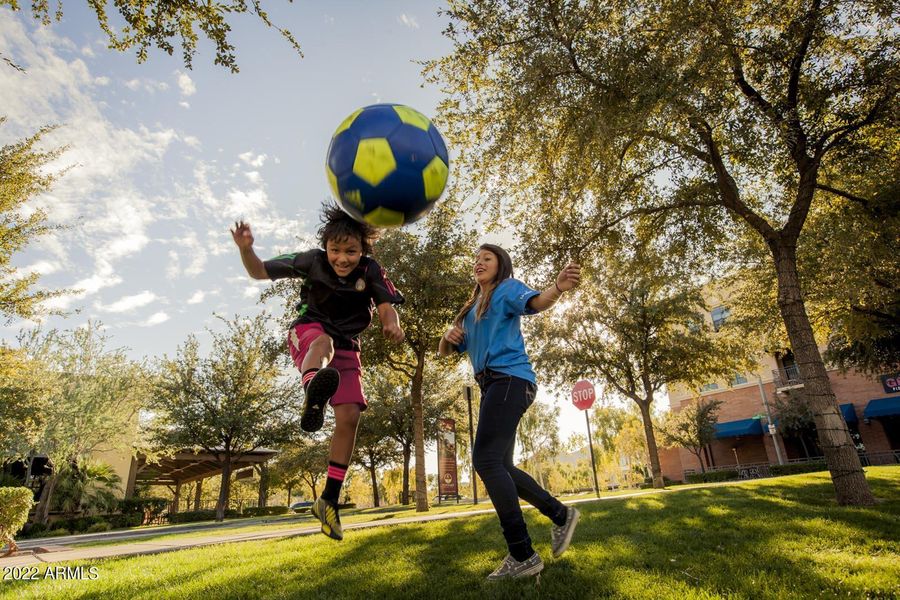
[264,249,404,351]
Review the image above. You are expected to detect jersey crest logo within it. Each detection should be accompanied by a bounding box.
[355,278,366,292]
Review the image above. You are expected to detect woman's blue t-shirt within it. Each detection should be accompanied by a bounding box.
[457,278,541,384]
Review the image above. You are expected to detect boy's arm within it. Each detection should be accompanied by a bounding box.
[231,221,269,280]
[239,246,269,280]
[377,302,405,343]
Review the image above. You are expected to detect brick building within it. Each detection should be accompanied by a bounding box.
[660,303,900,482]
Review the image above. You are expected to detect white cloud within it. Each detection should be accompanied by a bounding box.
[175,71,196,96]
[238,152,267,168]
[398,14,419,29]
[93,76,109,86]
[97,291,158,313]
[183,135,201,148]
[179,101,190,109]
[80,45,95,58]
[141,311,170,326]
[245,171,262,184]
[187,291,205,304]
[124,78,140,91]
[22,260,61,275]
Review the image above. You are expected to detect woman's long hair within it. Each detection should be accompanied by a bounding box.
[453,244,514,327]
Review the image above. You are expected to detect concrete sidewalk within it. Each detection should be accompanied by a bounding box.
[0,489,668,568]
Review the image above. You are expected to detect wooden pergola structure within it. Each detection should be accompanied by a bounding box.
[126,448,278,512]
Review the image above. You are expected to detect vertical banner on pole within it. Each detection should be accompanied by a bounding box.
[437,418,459,498]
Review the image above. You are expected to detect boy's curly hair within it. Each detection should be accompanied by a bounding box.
[317,201,378,255]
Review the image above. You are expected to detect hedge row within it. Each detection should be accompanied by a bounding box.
[167,509,241,523]
[242,506,289,517]
[769,462,828,476]
[685,470,739,484]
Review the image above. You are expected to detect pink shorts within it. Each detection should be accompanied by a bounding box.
[288,322,367,410]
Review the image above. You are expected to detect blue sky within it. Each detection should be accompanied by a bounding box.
[0,2,637,448]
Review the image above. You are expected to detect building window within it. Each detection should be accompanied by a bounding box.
[701,382,719,392]
[730,373,748,386]
[711,306,731,331]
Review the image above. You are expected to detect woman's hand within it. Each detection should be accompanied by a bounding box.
[555,262,581,292]
[443,326,465,345]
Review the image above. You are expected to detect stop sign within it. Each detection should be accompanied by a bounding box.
[571,380,595,410]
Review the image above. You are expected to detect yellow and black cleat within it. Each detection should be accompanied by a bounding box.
[312,497,343,541]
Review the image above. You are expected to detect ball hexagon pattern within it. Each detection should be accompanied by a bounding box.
[325,104,450,227]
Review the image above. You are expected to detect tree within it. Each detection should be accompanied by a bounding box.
[52,459,122,516]
[516,398,560,488]
[363,362,467,505]
[15,322,149,524]
[269,435,330,501]
[0,120,66,323]
[2,0,301,73]
[772,392,821,458]
[364,208,475,512]
[659,398,723,474]
[352,395,401,508]
[147,314,302,521]
[429,0,896,505]
[530,241,746,487]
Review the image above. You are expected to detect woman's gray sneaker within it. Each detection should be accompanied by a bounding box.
[486,553,544,581]
[551,506,581,558]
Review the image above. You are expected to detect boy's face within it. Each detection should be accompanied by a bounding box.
[326,236,363,278]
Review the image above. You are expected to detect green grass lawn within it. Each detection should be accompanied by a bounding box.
[70,488,651,549]
[2,467,898,599]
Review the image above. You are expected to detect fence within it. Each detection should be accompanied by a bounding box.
[683,451,899,480]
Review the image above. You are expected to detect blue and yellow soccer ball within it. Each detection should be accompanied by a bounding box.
[325,103,449,227]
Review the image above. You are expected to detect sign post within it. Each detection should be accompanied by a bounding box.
[572,380,600,497]
[465,386,478,505]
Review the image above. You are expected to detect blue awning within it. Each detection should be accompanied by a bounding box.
[840,403,858,424]
[714,418,764,439]
[863,396,900,419]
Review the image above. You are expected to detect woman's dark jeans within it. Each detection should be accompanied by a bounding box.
[473,369,566,554]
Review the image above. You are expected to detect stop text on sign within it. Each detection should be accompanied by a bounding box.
[571,380,595,410]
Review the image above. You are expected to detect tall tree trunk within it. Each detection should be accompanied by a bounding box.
[194,479,203,511]
[401,444,411,505]
[368,461,380,507]
[692,449,705,474]
[411,351,429,512]
[638,400,664,488]
[771,243,874,505]
[256,463,269,508]
[216,456,233,522]
[32,471,59,525]
[286,484,292,506]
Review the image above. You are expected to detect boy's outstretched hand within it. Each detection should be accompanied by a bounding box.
[231,221,254,249]
[383,321,405,344]
[556,262,581,292]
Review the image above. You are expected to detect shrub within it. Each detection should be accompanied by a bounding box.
[242,506,289,517]
[45,528,71,537]
[167,509,241,524]
[769,462,828,477]
[0,487,34,555]
[86,522,111,533]
[120,497,169,524]
[685,470,739,484]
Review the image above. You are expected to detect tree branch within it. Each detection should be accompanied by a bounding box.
[815,183,870,207]
[689,116,781,245]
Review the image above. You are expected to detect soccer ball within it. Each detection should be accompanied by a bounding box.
[325,103,450,227]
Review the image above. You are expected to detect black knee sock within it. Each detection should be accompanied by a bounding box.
[302,368,319,392]
[321,461,348,503]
